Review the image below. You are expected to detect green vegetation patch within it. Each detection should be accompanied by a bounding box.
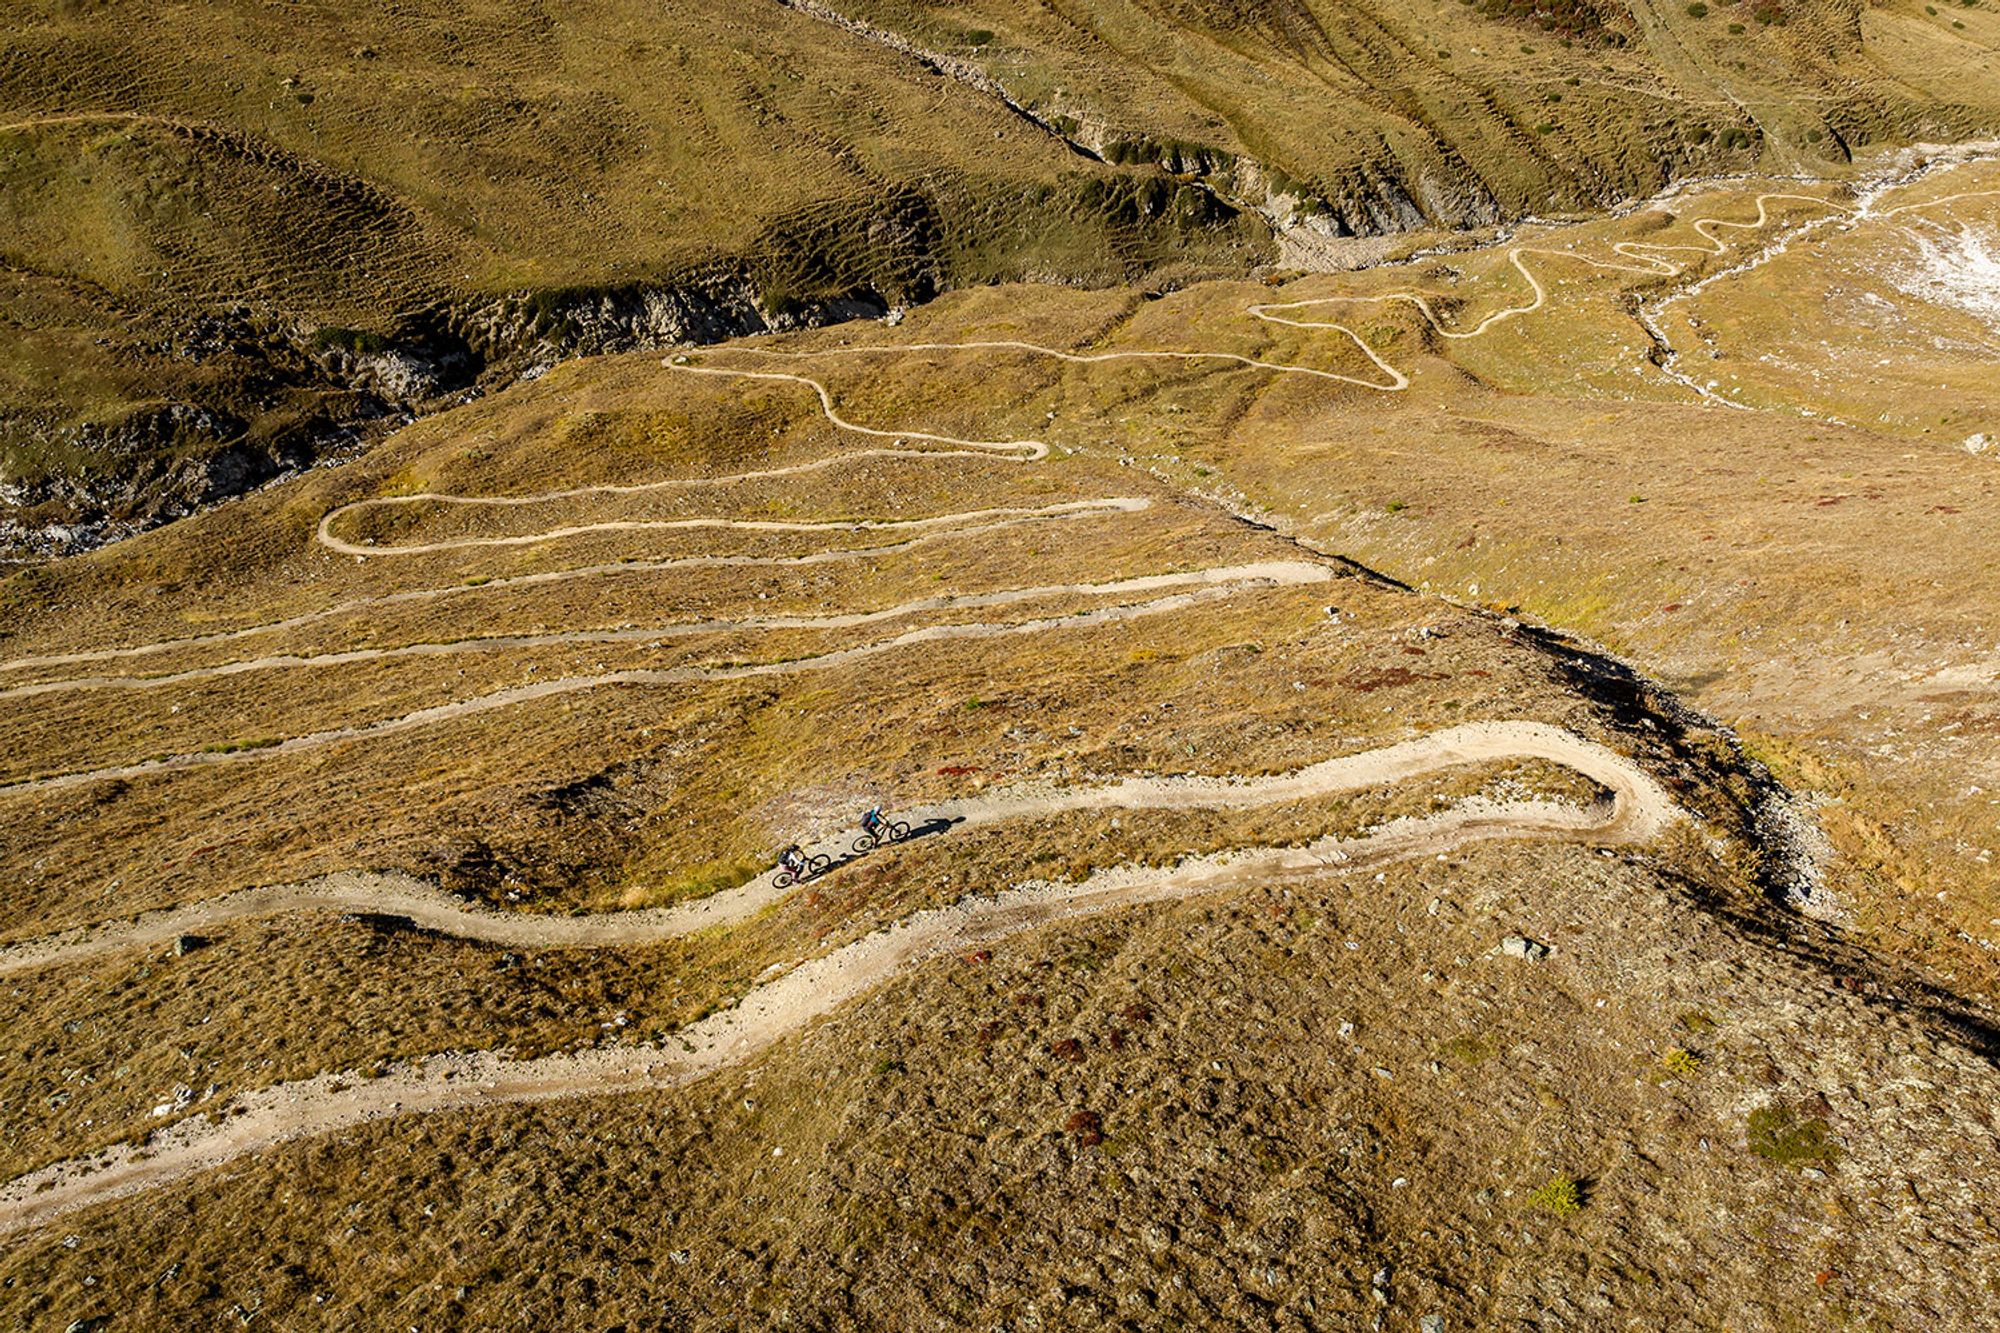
[1746,1102,1838,1169]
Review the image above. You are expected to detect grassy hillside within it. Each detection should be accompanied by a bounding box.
[806,0,2000,222]
[10,0,2000,551]
[9,145,2000,1319]
[0,0,1266,549]
[2,304,1998,1323]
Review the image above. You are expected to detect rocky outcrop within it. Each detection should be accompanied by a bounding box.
[1,400,382,561]
[0,275,894,560]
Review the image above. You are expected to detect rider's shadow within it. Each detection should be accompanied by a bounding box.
[807,816,963,881]
[902,815,961,843]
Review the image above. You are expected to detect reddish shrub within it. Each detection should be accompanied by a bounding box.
[1343,665,1441,694]
[1048,1037,1086,1064]
[1064,1110,1104,1146]
[1120,1002,1154,1024]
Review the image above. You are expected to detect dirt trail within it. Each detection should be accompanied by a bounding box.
[0,501,1145,677]
[642,173,2000,442]
[1248,190,1856,345]
[0,721,1679,1235]
[0,506,1173,701]
[724,337,1410,391]
[303,187,1905,572]
[0,720,1672,969]
[12,165,1964,1239]
[58,161,1978,688]
[311,323,1400,562]
[312,330,1395,560]
[312,361,1059,557]
[1248,166,2000,379]
[0,562,1331,795]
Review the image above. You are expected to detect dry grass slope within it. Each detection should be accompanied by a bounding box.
[4,255,2000,1323]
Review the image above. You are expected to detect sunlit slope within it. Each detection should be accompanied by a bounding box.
[0,307,1763,1216]
[8,195,2000,1327]
[0,0,1263,541]
[13,0,2000,547]
[0,0,1240,307]
[808,0,2000,226]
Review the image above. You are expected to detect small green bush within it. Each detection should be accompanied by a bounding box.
[1526,1175,1583,1214]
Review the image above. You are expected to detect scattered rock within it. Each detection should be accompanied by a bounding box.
[1501,935,1551,962]
[172,933,208,958]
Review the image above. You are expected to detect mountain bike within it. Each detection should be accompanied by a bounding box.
[773,850,833,889]
[851,817,912,854]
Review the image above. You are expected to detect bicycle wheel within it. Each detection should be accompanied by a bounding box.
[774,869,798,890]
[888,820,912,842]
[851,833,878,855]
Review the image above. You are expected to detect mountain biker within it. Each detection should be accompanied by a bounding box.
[861,806,885,838]
[778,844,806,877]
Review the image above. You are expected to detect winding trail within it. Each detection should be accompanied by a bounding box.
[317,172,1978,566]
[0,561,1331,795]
[705,336,1411,391]
[310,342,1398,560]
[0,533,1212,702]
[0,500,1142,677]
[313,362,1053,558]
[0,720,1678,1236]
[22,162,1995,681]
[1249,191,1868,346]
[9,159,1991,1238]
